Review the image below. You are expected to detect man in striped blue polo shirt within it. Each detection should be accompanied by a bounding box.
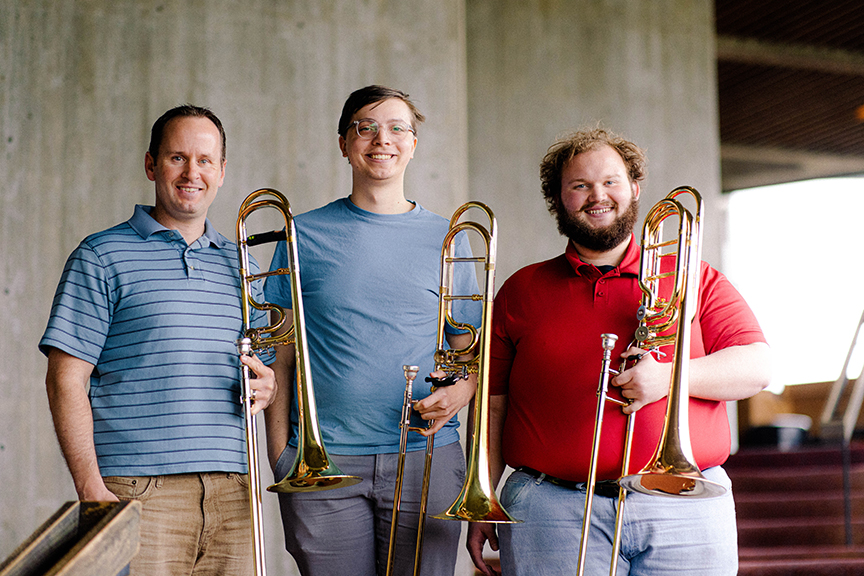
[39,105,277,576]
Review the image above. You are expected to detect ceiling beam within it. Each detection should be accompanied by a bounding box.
[717,35,864,76]
[721,144,864,192]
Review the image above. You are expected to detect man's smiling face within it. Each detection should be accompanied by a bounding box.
[339,97,417,186]
[557,144,640,252]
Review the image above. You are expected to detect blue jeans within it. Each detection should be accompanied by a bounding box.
[498,466,737,576]
[274,442,465,576]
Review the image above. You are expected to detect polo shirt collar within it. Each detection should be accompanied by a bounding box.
[564,234,641,277]
[128,204,226,248]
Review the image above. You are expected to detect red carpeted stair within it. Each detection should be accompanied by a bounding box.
[726,441,864,575]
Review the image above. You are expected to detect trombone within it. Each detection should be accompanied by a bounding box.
[385,201,519,576]
[576,187,725,576]
[236,189,361,574]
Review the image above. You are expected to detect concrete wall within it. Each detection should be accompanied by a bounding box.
[468,0,722,283]
[1,1,468,573]
[1,0,719,573]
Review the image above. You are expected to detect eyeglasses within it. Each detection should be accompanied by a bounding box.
[351,119,416,140]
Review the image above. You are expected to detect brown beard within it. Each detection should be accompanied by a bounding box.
[554,194,640,252]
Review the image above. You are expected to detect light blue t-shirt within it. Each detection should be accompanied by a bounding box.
[39,205,272,476]
[264,198,482,454]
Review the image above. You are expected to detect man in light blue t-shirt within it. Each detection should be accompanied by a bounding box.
[40,105,276,576]
[264,86,482,576]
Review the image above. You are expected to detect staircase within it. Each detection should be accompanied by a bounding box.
[726,441,864,575]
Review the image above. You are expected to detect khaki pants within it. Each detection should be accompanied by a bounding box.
[104,472,253,576]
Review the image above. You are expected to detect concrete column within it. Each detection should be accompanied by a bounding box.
[467,0,722,283]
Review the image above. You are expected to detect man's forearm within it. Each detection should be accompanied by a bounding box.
[487,394,508,489]
[264,344,295,472]
[45,349,114,500]
[689,342,772,402]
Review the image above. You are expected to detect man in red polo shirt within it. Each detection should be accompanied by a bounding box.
[467,128,771,576]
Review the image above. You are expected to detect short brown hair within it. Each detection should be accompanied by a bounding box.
[337,85,425,138]
[148,104,226,162]
[539,128,646,213]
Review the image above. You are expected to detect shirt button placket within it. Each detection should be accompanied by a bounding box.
[184,247,198,278]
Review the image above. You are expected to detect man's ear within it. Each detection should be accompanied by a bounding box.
[144,152,156,182]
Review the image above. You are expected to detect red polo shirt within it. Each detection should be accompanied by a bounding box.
[489,236,767,482]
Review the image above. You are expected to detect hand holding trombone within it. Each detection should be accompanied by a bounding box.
[386,201,520,576]
[577,187,726,576]
[235,188,361,575]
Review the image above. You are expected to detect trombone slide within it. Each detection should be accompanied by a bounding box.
[575,187,724,576]
[235,188,361,575]
[386,201,519,576]
[237,189,361,494]
[432,202,519,524]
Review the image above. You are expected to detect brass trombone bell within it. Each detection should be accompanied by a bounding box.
[236,188,361,495]
[618,186,725,499]
[432,201,519,524]
[576,187,724,576]
[385,201,518,576]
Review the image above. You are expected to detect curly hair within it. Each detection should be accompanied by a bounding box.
[539,128,646,214]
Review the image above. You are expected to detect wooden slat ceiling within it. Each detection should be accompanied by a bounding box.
[715,0,864,190]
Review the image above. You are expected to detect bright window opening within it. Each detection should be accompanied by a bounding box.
[724,176,864,393]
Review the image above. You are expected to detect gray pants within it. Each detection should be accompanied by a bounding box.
[274,442,466,576]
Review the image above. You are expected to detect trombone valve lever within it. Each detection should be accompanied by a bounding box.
[424,374,463,388]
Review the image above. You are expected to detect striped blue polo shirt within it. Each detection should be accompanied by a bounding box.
[39,205,272,477]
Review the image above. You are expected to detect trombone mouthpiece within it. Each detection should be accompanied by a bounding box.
[237,337,253,356]
[601,334,619,350]
[402,365,419,382]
